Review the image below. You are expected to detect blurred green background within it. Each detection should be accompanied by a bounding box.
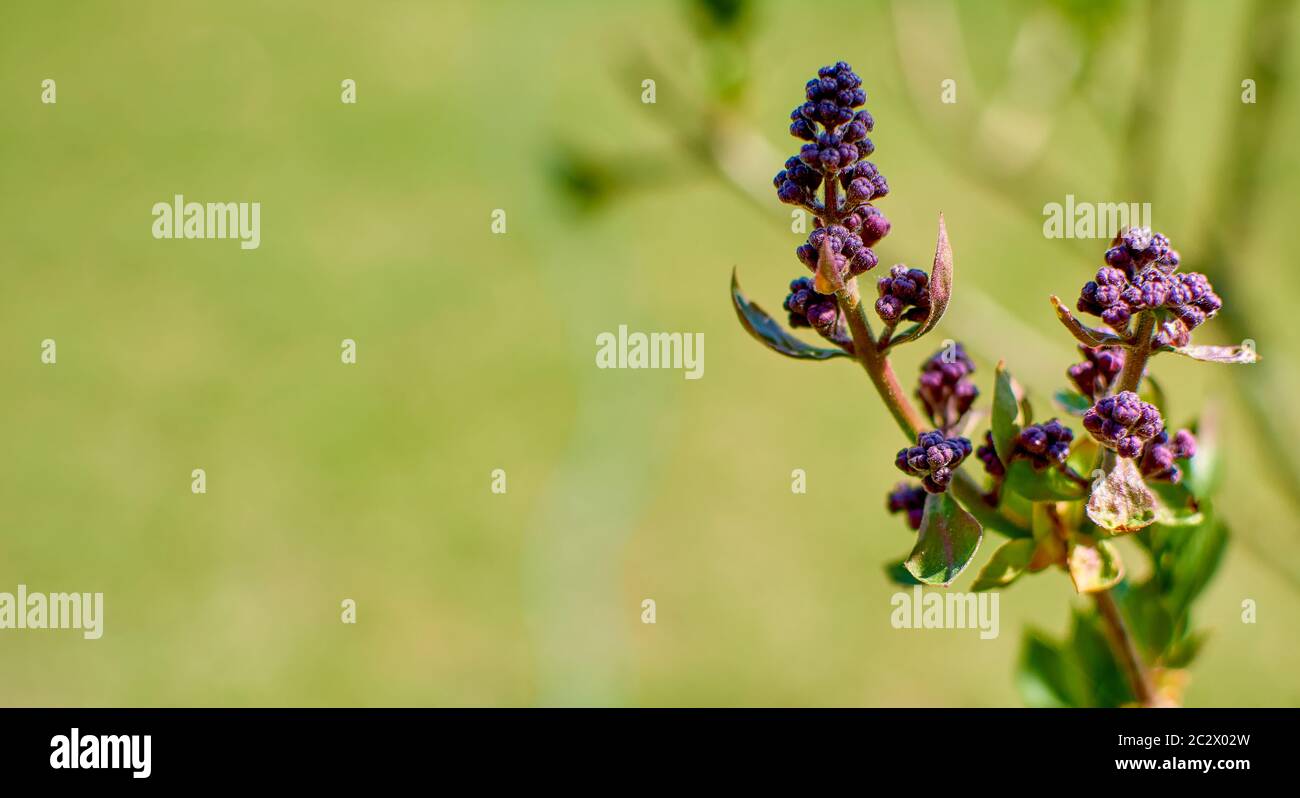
[1,0,1298,706]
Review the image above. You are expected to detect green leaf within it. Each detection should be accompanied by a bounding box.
[1115,581,1176,660]
[883,559,922,586]
[905,491,983,586]
[991,361,1021,466]
[1068,611,1134,707]
[1017,630,1085,708]
[1003,459,1087,502]
[1150,480,1203,527]
[1054,389,1091,417]
[971,538,1036,592]
[1166,518,1229,622]
[1164,629,1209,668]
[884,214,952,347]
[1162,343,1259,364]
[730,269,852,360]
[1086,458,1157,534]
[1066,537,1124,593]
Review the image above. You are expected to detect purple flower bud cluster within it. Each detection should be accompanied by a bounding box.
[875,264,930,323]
[774,155,823,205]
[974,421,1074,479]
[886,481,928,531]
[1105,228,1181,273]
[1015,419,1074,470]
[976,431,1004,479]
[977,434,1003,478]
[1077,229,1222,340]
[1157,272,1224,347]
[1139,429,1196,483]
[1067,345,1125,401]
[895,431,973,493]
[774,62,881,207]
[1082,391,1163,458]
[916,343,978,430]
[795,223,879,280]
[784,276,849,344]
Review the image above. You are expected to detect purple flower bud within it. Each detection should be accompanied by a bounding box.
[1105,246,1131,270]
[896,431,972,493]
[858,207,890,245]
[886,482,928,531]
[847,178,875,204]
[1117,436,1143,458]
[1020,427,1047,454]
[777,181,804,204]
[875,295,903,321]
[849,247,878,275]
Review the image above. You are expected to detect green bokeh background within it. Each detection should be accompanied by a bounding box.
[1,0,1297,706]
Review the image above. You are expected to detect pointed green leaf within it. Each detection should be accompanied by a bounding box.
[1067,537,1124,593]
[1086,458,1157,534]
[730,269,852,360]
[971,538,1036,592]
[991,361,1021,465]
[905,491,983,586]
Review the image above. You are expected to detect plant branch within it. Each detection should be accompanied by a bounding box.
[1093,589,1158,707]
[1115,311,1156,394]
